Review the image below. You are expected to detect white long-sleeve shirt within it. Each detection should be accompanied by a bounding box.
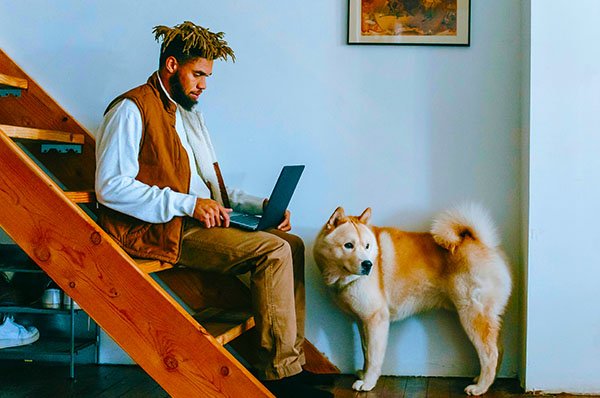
[95,74,263,223]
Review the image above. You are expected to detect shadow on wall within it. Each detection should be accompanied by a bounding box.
[0,229,14,244]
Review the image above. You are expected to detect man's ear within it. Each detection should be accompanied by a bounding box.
[165,56,179,74]
[326,207,345,230]
[358,208,372,224]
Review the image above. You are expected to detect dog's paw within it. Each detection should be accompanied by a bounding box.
[352,379,376,391]
[464,383,488,396]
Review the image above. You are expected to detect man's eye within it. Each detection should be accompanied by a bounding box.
[344,242,354,249]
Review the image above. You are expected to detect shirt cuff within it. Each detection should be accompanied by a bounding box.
[179,193,198,217]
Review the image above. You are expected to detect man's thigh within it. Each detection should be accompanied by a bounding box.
[177,222,289,274]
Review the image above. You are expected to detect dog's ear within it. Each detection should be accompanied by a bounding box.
[326,207,346,230]
[358,208,372,224]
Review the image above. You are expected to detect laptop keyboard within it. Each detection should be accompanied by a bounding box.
[230,213,260,228]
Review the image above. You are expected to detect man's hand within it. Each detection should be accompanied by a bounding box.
[277,210,292,232]
[263,199,292,231]
[193,198,231,228]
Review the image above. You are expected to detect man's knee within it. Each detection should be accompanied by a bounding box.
[258,233,294,263]
[256,232,304,276]
[284,233,305,257]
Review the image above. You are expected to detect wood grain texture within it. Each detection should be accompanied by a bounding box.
[0,129,272,397]
[64,190,97,204]
[0,72,28,89]
[0,48,96,191]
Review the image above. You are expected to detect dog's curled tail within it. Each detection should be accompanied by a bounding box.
[430,203,500,253]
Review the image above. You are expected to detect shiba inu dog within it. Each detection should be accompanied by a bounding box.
[313,204,512,395]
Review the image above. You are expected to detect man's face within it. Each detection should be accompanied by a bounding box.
[168,57,213,111]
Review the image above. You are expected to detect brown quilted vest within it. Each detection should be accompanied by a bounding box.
[98,73,191,263]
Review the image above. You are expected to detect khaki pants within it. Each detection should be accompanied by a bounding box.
[177,220,306,380]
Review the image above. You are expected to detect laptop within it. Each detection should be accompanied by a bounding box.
[228,165,305,231]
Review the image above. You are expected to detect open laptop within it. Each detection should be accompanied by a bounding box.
[228,165,305,231]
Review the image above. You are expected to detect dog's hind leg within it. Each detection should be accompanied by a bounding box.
[457,308,501,396]
[352,311,389,392]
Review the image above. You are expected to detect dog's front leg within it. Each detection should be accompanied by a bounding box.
[353,311,389,392]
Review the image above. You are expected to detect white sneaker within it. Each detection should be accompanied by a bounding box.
[0,315,40,349]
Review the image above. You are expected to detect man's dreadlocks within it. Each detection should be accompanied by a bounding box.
[153,21,235,66]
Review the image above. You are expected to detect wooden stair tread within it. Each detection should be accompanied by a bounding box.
[134,258,173,274]
[0,124,84,144]
[0,72,28,89]
[64,190,96,204]
[194,308,255,345]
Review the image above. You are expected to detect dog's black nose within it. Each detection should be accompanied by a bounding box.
[361,260,373,275]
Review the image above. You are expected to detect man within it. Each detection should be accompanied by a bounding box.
[94,21,332,398]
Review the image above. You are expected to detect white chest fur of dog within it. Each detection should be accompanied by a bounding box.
[313,205,512,395]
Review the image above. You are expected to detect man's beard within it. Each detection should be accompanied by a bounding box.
[169,72,197,111]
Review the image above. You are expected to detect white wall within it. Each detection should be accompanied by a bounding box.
[0,1,523,377]
[525,0,600,393]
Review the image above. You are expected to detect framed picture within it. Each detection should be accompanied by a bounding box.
[348,0,470,46]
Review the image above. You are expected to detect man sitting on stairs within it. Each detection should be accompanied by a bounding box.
[94,21,333,398]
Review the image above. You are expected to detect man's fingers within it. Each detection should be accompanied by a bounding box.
[206,205,220,227]
[196,201,233,228]
[215,210,222,227]
[277,219,291,231]
[277,210,292,231]
[220,207,231,228]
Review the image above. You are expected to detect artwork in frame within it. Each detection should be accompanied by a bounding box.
[348,0,470,46]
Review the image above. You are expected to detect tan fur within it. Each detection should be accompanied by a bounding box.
[313,205,512,395]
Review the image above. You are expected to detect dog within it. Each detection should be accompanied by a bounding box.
[313,204,512,395]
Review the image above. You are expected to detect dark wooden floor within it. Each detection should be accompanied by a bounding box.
[0,362,597,397]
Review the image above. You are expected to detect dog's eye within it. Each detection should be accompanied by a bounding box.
[366,243,370,249]
[344,242,354,249]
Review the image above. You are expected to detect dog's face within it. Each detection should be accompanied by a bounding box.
[314,207,378,284]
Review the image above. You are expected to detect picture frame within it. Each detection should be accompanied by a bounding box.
[348,0,471,46]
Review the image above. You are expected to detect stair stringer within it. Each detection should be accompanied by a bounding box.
[0,127,272,397]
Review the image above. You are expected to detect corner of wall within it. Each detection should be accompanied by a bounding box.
[519,0,532,390]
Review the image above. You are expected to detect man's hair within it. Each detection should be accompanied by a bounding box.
[153,21,235,67]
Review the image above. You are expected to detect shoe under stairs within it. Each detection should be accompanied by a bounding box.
[0,48,338,397]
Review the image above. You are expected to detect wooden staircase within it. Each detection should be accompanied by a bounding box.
[0,49,338,397]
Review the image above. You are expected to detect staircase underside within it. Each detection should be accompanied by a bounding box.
[0,48,339,397]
